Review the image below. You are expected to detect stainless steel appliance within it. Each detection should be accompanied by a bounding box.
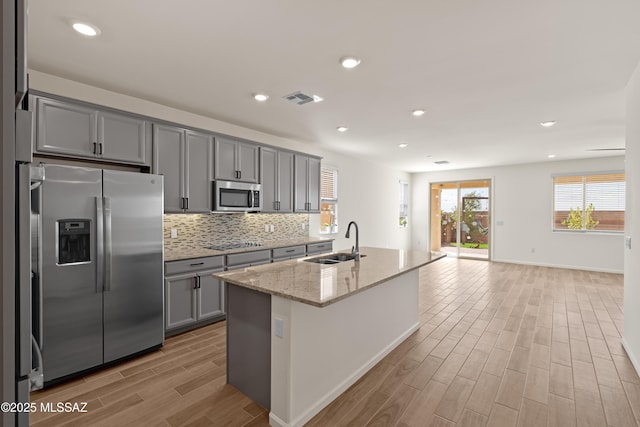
[20,163,164,388]
[213,180,261,212]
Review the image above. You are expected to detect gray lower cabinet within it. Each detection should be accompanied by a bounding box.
[307,241,333,255]
[226,250,271,270]
[34,96,149,165]
[153,123,213,213]
[164,256,225,335]
[214,137,259,183]
[261,147,294,212]
[272,245,306,261]
[294,154,321,212]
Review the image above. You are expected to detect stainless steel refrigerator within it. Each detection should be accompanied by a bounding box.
[20,163,164,388]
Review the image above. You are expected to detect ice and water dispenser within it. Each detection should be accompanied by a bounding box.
[57,219,91,264]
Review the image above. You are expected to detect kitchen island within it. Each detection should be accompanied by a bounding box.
[214,247,446,427]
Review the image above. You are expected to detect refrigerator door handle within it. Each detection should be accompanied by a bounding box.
[17,164,31,377]
[104,197,113,292]
[96,196,104,293]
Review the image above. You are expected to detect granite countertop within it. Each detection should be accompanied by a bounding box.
[164,237,334,262]
[213,247,446,307]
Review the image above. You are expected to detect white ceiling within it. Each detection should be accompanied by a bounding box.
[28,0,640,172]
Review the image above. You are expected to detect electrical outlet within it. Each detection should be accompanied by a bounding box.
[264,224,269,232]
[270,224,275,233]
[301,223,306,230]
[170,228,178,238]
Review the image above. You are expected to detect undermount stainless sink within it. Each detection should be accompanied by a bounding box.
[304,252,367,264]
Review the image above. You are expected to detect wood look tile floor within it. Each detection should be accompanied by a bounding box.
[31,258,639,427]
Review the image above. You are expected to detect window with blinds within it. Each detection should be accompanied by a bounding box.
[320,166,338,234]
[400,180,409,227]
[553,172,625,232]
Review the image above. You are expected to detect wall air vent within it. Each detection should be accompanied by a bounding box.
[434,160,450,165]
[283,91,323,105]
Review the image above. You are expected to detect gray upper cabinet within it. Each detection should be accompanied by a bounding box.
[214,137,259,183]
[294,154,321,212]
[98,111,147,164]
[153,123,213,213]
[35,96,148,165]
[261,147,294,213]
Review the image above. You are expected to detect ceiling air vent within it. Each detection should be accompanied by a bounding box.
[283,91,323,105]
[434,160,450,165]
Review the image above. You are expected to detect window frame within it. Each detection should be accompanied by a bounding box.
[399,180,409,228]
[552,171,625,234]
[319,166,339,234]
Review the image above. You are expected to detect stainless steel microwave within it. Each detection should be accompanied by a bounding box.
[213,180,262,212]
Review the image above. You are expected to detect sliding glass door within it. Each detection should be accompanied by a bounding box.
[430,180,490,260]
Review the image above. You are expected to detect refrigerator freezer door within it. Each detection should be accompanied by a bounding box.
[102,170,164,362]
[40,165,103,381]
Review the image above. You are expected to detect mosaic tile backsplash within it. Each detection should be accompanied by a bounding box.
[164,213,310,251]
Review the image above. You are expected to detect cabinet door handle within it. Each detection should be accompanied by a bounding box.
[238,170,242,180]
[184,197,189,210]
[180,198,184,210]
[285,249,295,253]
[194,276,199,289]
[93,142,97,154]
[190,262,204,267]
[98,143,103,155]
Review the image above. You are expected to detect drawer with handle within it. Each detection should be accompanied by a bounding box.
[272,245,306,260]
[226,249,271,268]
[306,242,333,255]
[165,256,225,275]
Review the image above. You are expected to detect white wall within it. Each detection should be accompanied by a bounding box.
[308,152,411,252]
[412,157,625,273]
[29,71,411,251]
[623,61,640,372]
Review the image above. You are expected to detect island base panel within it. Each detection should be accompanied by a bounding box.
[226,283,271,409]
[270,269,420,427]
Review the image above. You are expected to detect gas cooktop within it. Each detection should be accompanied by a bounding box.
[206,242,264,251]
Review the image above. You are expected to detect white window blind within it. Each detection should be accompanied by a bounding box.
[320,166,338,233]
[321,167,338,200]
[399,180,409,227]
[553,173,625,231]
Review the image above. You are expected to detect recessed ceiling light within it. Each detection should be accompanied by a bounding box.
[398,143,408,148]
[412,109,425,117]
[540,120,556,127]
[340,56,361,69]
[72,22,100,37]
[548,154,556,158]
[336,126,348,132]
[253,93,269,102]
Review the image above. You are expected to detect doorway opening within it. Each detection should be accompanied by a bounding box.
[430,180,491,260]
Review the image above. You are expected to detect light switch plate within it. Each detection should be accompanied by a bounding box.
[274,318,284,338]
[170,228,178,238]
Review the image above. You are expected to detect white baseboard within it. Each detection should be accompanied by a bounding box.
[491,258,623,274]
[269,321,420,427]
